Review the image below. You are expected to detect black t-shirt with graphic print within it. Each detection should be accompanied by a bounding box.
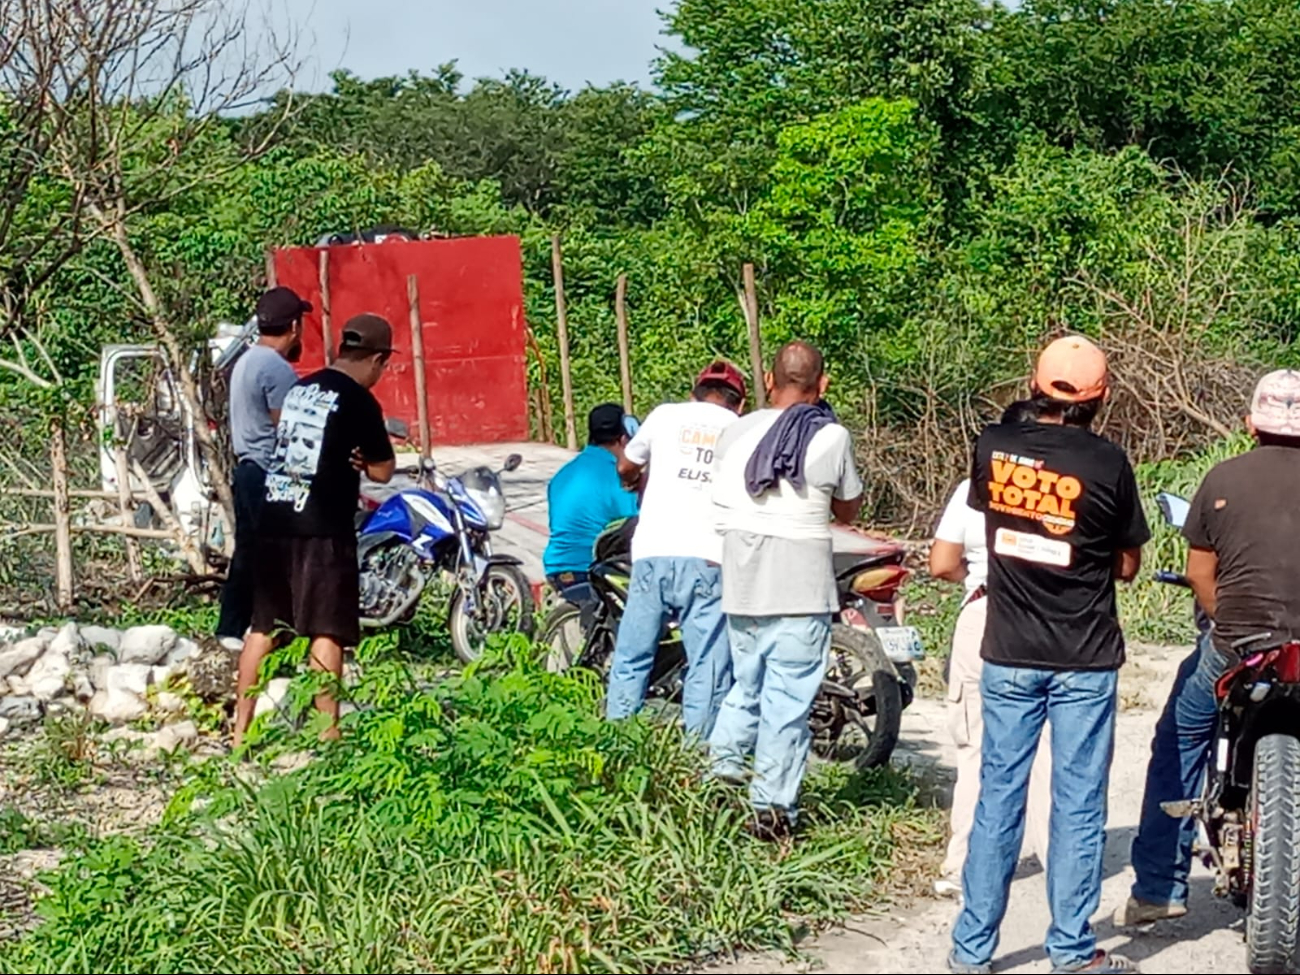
[968,421,1150,671]
[262,368,394,538]
[1184,445,1300,659]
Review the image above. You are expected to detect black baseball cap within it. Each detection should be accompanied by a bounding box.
[339,313,395,355]
[255,286,312,333]
[588,403,627,444]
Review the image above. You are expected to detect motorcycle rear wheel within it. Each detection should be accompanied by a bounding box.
[812,624,904,771]
[1247,732,1300,975]
[538,601,601,673]
[449,564,536,664]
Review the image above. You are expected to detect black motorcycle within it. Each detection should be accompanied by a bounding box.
[539,518,915,769]
[1155,490,1300,974]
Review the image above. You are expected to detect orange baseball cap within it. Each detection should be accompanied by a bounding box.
[1034,335,1109,403]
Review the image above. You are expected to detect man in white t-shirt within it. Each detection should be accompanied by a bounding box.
[931,405,1052,896]
[608,361,747,738]
[708,341,863,838]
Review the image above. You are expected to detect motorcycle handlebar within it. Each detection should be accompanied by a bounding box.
[1154,569,1191,588]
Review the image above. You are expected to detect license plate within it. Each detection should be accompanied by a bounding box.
[876,626,924,663]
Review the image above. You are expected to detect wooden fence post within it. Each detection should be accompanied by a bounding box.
[615,274,633,415]
[551,235,578,451]
[407,274,431,459]
[264,250,277,288]
[50,420,74,612]
[743,263,766,408]
[318,250,334,364]
[113,444,143,584]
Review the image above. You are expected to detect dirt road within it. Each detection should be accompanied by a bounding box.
[705,648,1249,975]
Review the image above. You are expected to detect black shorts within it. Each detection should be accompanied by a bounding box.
[250,534,361,647]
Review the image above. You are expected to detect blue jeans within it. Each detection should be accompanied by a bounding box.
[606,557,731,740]
[708,613,831,819]
[952,663,1118,970]
[547,571,592,606]
[1130,635,1226,906]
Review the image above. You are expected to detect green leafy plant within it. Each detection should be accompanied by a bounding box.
[1,636,938,973]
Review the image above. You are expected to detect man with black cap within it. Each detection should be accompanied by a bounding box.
[543,403,640,601]
[233,313,397,748]
[215,286,311,649]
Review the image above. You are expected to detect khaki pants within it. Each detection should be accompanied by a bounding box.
[942,595,1053,878]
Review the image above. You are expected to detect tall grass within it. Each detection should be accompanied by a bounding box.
[0,637,933,974]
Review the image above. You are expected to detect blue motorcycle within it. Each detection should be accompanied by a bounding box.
[357,420,533,662]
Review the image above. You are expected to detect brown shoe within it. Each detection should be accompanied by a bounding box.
[744,808,791,842]
[1113,896,1187,927]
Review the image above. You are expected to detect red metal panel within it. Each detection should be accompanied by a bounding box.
[273,236,529,447]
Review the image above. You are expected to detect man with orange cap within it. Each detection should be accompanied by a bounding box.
[1117,370,1300,930]
[950,336,1149,975]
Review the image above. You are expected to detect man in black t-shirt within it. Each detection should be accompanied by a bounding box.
[950,336,1149,975]
[1119,369,1300,929]
[232,313,397,748]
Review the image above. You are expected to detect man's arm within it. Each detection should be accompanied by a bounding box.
[1115,547,1143,583]
[1185,546,1219,619]
[1111,456,1151,584]
[831,493,862,525]
[355,395,397,485]
[617,454,646,488]
[619,411,654,487]
[366,456,397,484]
[830,427,864,525]
[264,361,296,433]
[930,540,968,583]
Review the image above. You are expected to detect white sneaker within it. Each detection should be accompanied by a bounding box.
[218,636,244,652]
[933,876,962,899]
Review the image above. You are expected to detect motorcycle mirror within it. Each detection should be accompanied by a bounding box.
[1155,491,1191,530]
[386,418,410,440]
[502,453,523,473]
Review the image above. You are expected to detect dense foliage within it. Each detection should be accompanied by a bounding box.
[6,0,1300,526]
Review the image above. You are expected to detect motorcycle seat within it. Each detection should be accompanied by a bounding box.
[833,549,904,580]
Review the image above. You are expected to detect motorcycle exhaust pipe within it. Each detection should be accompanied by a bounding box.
[359,567,429,630]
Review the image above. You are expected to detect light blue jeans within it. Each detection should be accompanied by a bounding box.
[952,662,1118,971]
[606,557,731,740]
[708,613,831,819]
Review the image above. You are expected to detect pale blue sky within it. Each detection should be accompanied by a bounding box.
[282,0,672,92]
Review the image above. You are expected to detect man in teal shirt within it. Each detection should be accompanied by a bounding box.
[545,403,640,601]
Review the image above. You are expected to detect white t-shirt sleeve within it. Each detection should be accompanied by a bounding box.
[832,426,864,502]
[935,479,972,544]
[623,407,656,467]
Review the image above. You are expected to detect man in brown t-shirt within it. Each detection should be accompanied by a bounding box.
[1119,369,1300,927]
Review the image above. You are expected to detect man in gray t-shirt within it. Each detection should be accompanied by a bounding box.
[708,341,863,839]
[215,286,311,645]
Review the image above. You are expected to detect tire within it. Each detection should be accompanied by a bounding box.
[1248,733,1300,974]
[812,623,904,770]
[538,602,585,673]
[449,564,535,664]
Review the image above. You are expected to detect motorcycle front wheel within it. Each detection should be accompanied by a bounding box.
[448,564,536,664]
[1247,732,1300,974]
[811,623,904,771]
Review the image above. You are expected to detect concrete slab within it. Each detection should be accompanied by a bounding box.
[360,442,896,591]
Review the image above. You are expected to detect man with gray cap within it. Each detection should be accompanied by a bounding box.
[215,286,311,648]
[1118,369,1300,929]
[233,313,397,747]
